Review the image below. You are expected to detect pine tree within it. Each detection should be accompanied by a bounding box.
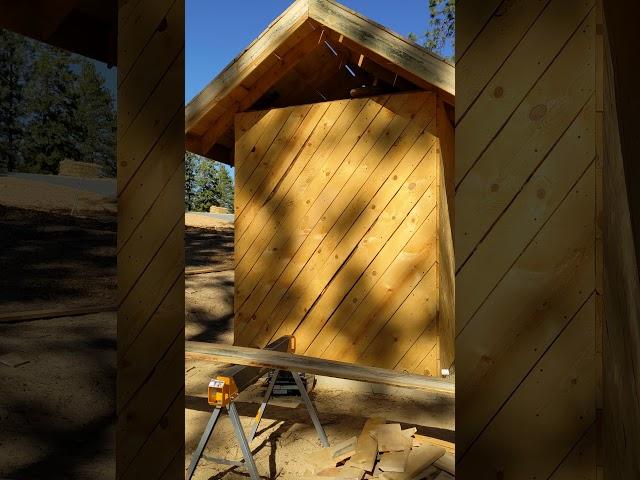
[74,60,116,176]
[185,151,198,211]
[408,0,455,61]
[0,29,33,172]
[193,159,221,212]
[20,45,80,174]
[216,164,234,211]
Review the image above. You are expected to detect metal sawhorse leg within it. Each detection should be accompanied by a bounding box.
[186,369,329,480]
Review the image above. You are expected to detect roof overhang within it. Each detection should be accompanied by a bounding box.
[0,0,117,65]
[185,0,455,165]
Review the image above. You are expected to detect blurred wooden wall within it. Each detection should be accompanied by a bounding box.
[116,0,185,478]
[601,0,640,478]
[455,0,600,476]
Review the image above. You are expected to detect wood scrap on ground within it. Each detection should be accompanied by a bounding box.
[0,352,29,367]
[305,419,454,478]
[375,424,408,452]
[346,417,385,472]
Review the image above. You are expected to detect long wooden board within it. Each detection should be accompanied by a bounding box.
[185,341,455,395]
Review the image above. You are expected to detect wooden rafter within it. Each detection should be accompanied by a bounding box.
[185,0,454,164]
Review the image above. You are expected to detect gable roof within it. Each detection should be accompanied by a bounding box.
[185,0,455,164]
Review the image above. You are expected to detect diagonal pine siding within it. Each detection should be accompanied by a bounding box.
[116,0,184,478]
[456,0,600,477]
[233,91,453,375]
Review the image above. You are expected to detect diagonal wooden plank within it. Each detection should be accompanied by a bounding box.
[120,386,184,480]
[233,109,271,170]
[235,102,332,239]
[117,333,184,474]
[259,124,439,349]
[117,109,184,251]
[317,166,439,363]
[549,423,596,479]
[457,0,594,178]
[117,165,184,299]
[236,105,312,215]
[455,12,595,268]
[118,0,183,135]
[237,94,431,341]
[235,107,293,195]
[235,96,392,296]
[118,275,183,408]
[235,100,349,247]
[455,0,503,62]
[358,263,438,369]
[118,219,184,356]
[456,165,596,453]
[118,0,176,84]
[456,98,595,335]
[458,295,595,478]
[303,188,438,359]
[456,0,551,119]
[394,314,439,376]
[234,97,371,270]
[236,95,406,338]
[117,50,184,196]
[298,145,439,357]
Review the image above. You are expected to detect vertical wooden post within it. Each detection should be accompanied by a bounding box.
[116,0,185,478]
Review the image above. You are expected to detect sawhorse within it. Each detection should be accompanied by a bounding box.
[186,369,329,480]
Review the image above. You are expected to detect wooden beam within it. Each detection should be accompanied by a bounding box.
[0,304,118,324]
[308,0,454,98]
[185,0,310,135]
[185,341,455,395]
[197,23,322,158]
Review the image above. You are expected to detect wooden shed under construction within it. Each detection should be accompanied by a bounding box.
[186,0,455,375]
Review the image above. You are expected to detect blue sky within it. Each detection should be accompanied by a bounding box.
[186,0,443,103]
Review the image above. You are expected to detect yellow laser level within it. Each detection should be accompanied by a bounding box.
[208,376,238,407]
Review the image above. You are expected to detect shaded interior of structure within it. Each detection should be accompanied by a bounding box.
[196,30,433,165]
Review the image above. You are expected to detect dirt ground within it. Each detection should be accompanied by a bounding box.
[185,358,455,479]
[0,174,454,479]
[0,312,116,479]
[183,216,455,479]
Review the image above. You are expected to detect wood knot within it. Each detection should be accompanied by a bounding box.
[529,104,547,121]
[493,86,504,98]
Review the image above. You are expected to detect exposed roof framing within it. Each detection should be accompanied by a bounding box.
[185,0,455,165]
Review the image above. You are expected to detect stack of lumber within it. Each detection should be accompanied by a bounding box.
[303,418,454,479]
[58,159,104,178]
[208,205,230,214]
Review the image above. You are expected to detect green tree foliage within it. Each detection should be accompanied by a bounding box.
[0,28,116,175]
[20,46,80,174]
[184,152,235,213]
[215,164,234,211]
[0,29,32,172]
[185,151,198,210]
[75,60,116,176]
[409,0,455,61]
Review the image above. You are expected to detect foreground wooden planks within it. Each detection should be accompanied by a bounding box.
[456,0,599,476]
[185,341,455,394]
[116,0,184,477]
[233,91,454,374]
